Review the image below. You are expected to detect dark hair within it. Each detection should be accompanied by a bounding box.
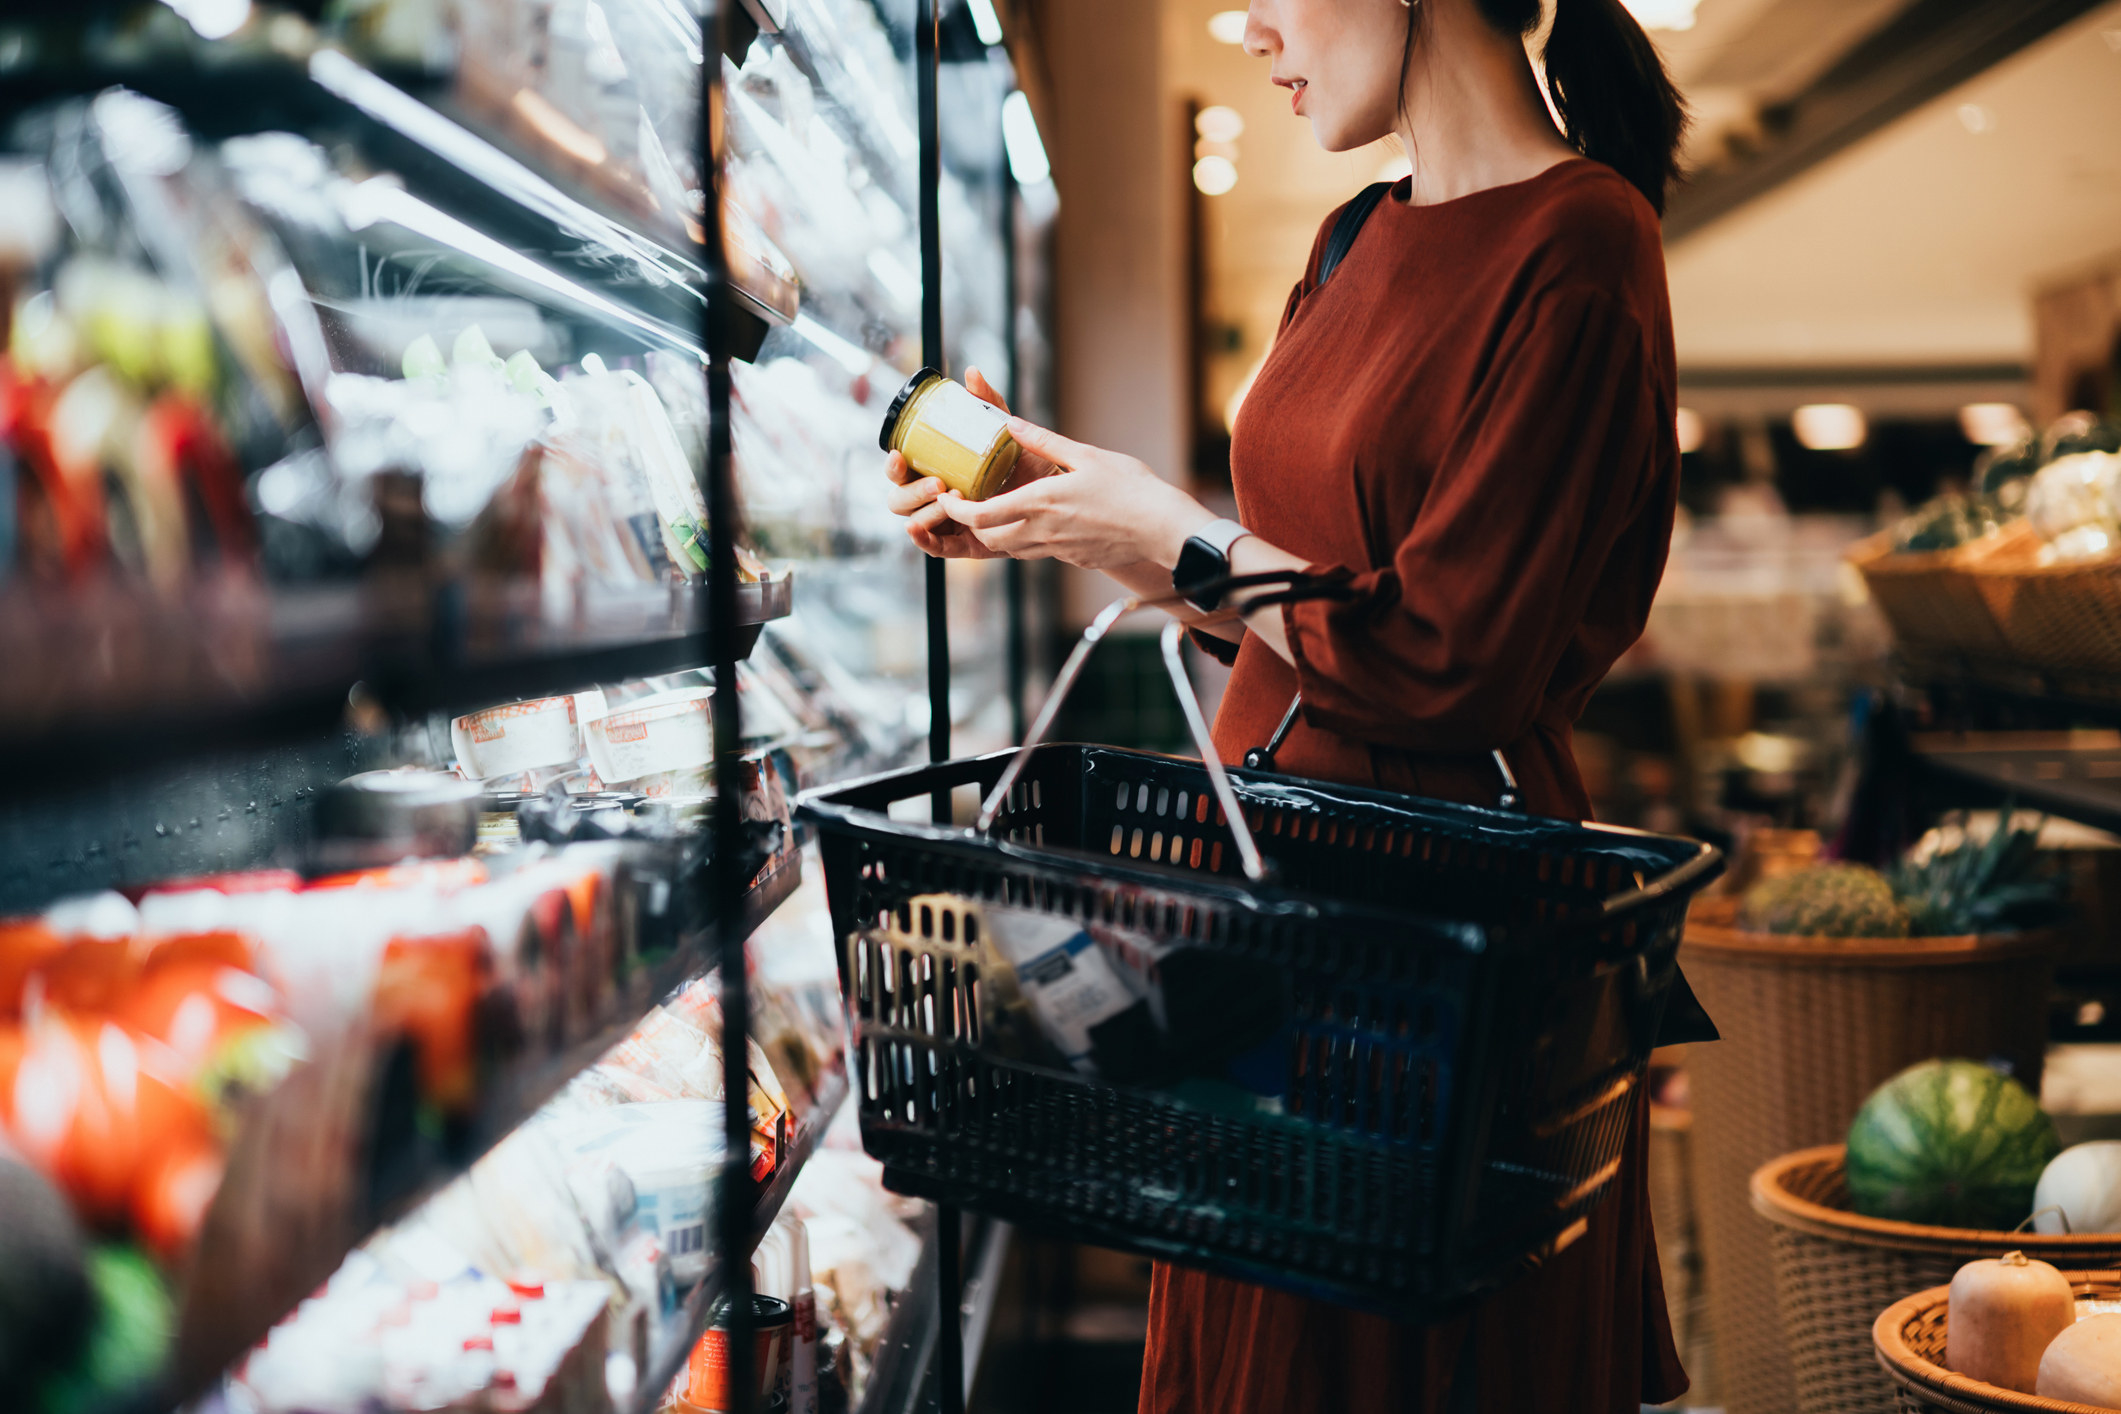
[1401,0,1688,215]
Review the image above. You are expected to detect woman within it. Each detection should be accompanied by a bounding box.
[886,0,1689,1407]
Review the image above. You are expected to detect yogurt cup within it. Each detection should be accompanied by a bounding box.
[452,697,582,781]
[581,688,713,785]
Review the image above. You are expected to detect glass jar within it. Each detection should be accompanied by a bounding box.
[878,367,1021,501]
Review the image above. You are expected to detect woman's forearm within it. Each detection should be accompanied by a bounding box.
[1100,560,1245,644]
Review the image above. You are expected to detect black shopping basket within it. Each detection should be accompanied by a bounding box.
[795,592,1722,1321]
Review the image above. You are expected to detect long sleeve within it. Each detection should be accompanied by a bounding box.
[1281,283,1670,752]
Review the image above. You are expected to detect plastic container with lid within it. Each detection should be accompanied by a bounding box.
[879,367,1020,501]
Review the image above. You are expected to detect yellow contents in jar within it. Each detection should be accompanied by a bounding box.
[879,367,1021,501]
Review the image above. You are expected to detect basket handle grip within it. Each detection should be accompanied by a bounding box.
[973,593,1274,883]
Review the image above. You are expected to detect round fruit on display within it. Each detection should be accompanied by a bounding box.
[1737,862,1910,937]
[2033,1141,2121,1235]
[1946,1251,2075,1393]
[2038,1311,2121,1405]
[1846,1058,2060,1229]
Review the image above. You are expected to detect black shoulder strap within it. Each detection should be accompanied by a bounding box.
[1316,181,1392,289]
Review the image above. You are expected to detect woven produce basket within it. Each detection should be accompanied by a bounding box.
[1971,543,2121,674]
[1682,901,2057,1414]
[1849,525,2030,658]
[1875,1271,2121,1414]
[1756,1149,2121,1413]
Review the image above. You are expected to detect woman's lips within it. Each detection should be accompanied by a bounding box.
[1291,79,1307,114]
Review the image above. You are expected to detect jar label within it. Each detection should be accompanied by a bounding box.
[924,381,1008,458]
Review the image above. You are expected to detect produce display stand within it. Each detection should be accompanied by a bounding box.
[1681,900,2059,1414]
[0,0,1030,1407]
[1755,1148,2121,1414]
[1874,1270,2121,1414]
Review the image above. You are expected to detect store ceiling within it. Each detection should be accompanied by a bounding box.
[1162,0,2121,411]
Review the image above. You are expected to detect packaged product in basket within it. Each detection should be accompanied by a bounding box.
[981,904,1152,1078]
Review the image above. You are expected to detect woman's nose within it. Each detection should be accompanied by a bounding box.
[1242,4,1275,57]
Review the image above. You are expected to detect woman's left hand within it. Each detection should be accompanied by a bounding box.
[933,418,1214,571]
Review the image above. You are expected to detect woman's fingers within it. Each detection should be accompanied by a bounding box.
[885,449,919,485]
[1006,416,1093,468]
[964,365,1010,412]
[935,485,1045,530]
[886,474,946,517]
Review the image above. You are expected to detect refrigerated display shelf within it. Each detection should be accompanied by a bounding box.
[169,845,804,1397]
[1912,731,2121,836]
[0,47,794,358]
[633,1055,854,1414]
[0,575,791,787]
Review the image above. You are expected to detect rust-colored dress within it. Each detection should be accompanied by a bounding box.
[1143,159,1687,1413]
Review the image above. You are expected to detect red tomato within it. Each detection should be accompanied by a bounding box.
[139,930,256,975]
[131,1131,224,1260]
[117,961,277,1073]
[0,921,65,1020]
[35,937,137,1016]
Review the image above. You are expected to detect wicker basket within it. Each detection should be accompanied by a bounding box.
[1681,901,2058,1414]
[1875,1271,2121,1414]
[1970,544,2121,674]
[1756,1149,2121,1413]
[1849,525,2030,658]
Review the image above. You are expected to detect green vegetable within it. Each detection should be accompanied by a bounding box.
[1891,814,2067,937]
[401,333,445,382]
[35,1244,173,1413]
[451,324,505,374]
[1846,1059,2059,1230]
[1894,492,2005,553]
[1739,862,1910,937]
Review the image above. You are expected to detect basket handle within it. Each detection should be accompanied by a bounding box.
[974,593,1275,883]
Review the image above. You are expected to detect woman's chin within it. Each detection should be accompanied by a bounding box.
[1308,114,1393,155]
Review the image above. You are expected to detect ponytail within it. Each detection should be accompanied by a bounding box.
[1534,0,1688,215]
[1408,0,1688,215]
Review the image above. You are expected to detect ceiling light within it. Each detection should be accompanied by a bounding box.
[1620,0,1697,31]
[1960,402,2030,446]
[1958,103,1995,134]
[1001,91,1050,186]
[1192,155,1237,196]
[1675,407,1704,454]
[964,0,1003,46]
[1207,10,1248,44]
[1793,403,1867,451]
[1195,105,1244,144]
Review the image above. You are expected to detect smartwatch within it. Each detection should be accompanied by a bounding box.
[1172,518,1255,612]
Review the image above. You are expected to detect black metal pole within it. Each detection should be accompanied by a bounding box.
[1002,141,1027,745]
[920,0,951,826]
[916,6,964,1414]
[702,6,755,1411]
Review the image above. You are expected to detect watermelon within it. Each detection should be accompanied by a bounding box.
[1846,1059,2059,1230]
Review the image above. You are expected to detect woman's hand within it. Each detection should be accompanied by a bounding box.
[932,419,1214,571]
[885,366,1058,559]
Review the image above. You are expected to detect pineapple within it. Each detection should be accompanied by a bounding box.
[1739,863,1910,938]
[1890,814,2067,937]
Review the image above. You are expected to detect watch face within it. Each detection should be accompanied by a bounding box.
[1174,538,1224,609]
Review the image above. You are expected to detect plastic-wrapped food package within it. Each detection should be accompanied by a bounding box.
[2027,450,2121,563]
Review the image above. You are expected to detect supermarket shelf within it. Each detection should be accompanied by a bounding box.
[1897,651,2121,732]
[0,49,793,357]
[173,846,804,1396]
[0,575,792,789]
[1912,731,2121,836]
[633,1056,855,1414]
[857,1214,1012,1414]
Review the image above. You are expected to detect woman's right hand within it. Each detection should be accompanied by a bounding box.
[886,366,1056,559]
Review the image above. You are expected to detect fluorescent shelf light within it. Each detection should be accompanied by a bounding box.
[165,0,250,39]
[792,314,874,376]
[1793,403,1867,452]
[965,0,1004,46]
[1002,91,1051,186]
